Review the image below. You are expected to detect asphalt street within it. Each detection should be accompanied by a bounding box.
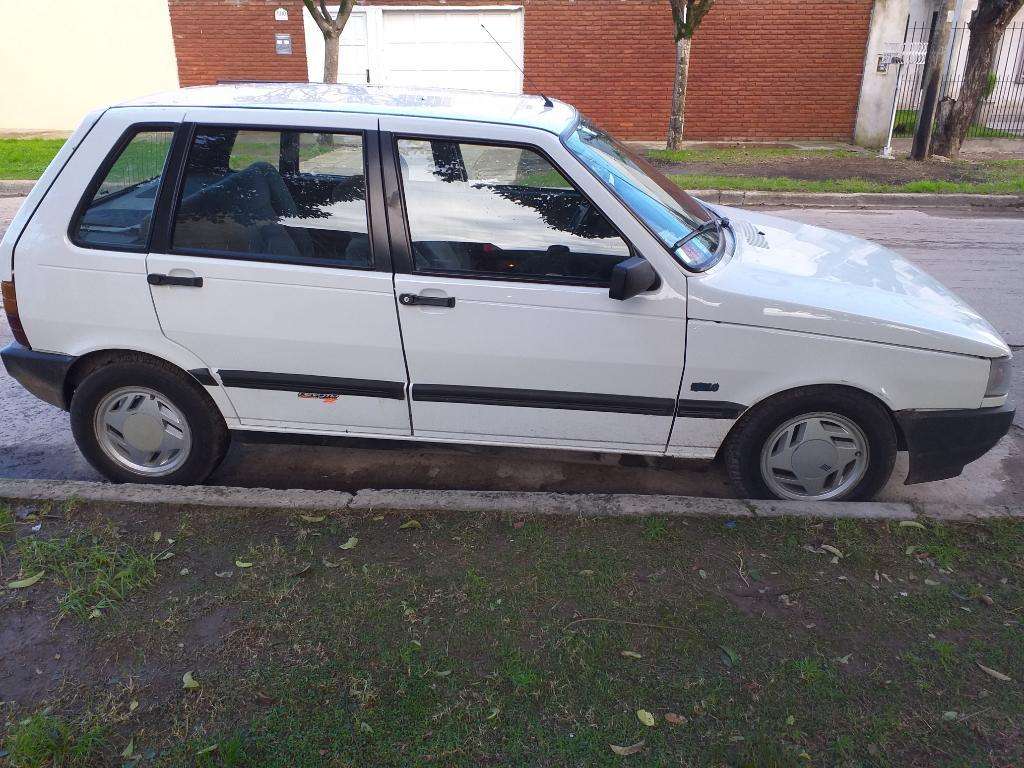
[1,197,1021,504]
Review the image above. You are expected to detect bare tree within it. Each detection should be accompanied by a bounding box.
[667,0,715,150]
[932,0,1024,158]
[303,0,357,84]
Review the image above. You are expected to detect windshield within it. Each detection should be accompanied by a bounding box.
[564,118,723,271]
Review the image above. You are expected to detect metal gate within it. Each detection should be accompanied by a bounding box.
[894,20,1024,138]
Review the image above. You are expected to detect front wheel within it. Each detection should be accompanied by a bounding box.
[723,388,897,501]
[70,358,229,484]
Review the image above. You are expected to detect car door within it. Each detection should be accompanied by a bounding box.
[379,116,688,453]
[147,110,411,436]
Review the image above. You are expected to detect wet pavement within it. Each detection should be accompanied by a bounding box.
[1,199,1022,504]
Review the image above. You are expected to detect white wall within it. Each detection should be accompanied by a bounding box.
[0,0,179,132]
[855,0,913,148]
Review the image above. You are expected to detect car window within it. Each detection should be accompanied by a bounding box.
[396,138,631,284]
[71,129,173,251]
[172,128,371,269]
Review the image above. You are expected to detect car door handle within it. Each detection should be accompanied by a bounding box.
[148,273,203,288]
[399,293,455,308]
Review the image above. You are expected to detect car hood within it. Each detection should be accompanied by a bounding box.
[687,206,1009,358]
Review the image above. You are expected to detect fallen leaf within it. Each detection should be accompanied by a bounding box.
[6,571,45,589]
[578,569,595,577]
[978,662,1012,682]
[339,536,359,550]
[820,545,843,558]
[719,645,740,668]
[698,569,708,579]
[486,707,500,720]
[129,700,139,713]
[636,709,656,727]
[372,515,385,522]
[196,744,218,756]
[942,711,958,721]
[235,560,253,568]
[182,671,200,690]
[924,578,940,586]
[299,514,326,524]
[158,551,175,561]
[88,608,102,620]
[664,713,686,725]
[399,520,421,530]
[979,594,994,606]
[121,737,134,759]
[620,650,642,659]
[152,532,162,542]
[610,740,646,756]
[179,567,190,576]
[323,558,340,569]
[215,570,233,578]
[785,714,796,726]
[292,564,312,577]
[899,520,926,530]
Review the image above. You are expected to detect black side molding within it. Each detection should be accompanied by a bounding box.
[412,384,677,416]
[188,368,217,386]
[219,370,406,400]
[1,342,76,410]
[675,399,746,419]
[896,403,1015,484]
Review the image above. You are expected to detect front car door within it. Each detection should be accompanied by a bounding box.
[147,109,411,437]
[380,115,688,453]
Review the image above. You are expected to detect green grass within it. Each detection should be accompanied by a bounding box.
[0,138,66,180]
[2,504,1022,767]
[893,108,1020,139]
[3,712,108,768]
[670,172,1024,194]
[14,527,157,620]
[0,503,14,537]
[649,146,859,163]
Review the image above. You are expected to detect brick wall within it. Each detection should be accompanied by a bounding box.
[686,0,875,140]
[167,0,874,142]
[168,0,308,86]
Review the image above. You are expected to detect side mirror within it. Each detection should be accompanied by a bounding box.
[609,256,658,301]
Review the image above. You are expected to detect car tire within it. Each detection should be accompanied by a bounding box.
[723,387,897,502]
[70,357,229,485]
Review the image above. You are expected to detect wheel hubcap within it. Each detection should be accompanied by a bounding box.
[759,412,869,500]
[94,387,192,477]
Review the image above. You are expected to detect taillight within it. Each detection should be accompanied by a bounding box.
[1,279,31,348]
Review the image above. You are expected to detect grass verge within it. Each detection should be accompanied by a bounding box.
[0,502,1021,767]
[0,139,67,180]
[649,146,859,164]
[671,172,1024,195]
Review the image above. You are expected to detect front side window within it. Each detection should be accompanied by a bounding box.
[565,119,723,271]
[172,128,371,268]
[72,129,173,250]
[396,138,631,284]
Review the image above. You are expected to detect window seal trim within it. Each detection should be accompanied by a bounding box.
[67,121,179,254]
[160,122,387,273]
[383,131,642,288]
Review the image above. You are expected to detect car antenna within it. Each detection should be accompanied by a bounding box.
[480,24,553,108]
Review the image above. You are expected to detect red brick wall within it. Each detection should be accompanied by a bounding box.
[686,0,875,140]
[168,0,308,86]
[167,0,874,142]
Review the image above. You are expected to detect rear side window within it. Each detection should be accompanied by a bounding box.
[71,129,173,251]
[396,138,631,285]
[171,128,371,269]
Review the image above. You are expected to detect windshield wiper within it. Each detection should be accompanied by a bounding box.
[670,214,729,252]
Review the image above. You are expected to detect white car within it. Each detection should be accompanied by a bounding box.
[0,84,1014,501]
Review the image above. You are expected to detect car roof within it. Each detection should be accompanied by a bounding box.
[118,83,578,134]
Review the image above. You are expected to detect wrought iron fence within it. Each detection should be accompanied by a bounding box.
[893,21,1024,138]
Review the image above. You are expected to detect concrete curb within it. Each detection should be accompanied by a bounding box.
[1,478,1020,522]
[0,180,35,198]
[688,189,1024,209]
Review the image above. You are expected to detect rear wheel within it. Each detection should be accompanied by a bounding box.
[724,388,897,501]
[70,359,228,484]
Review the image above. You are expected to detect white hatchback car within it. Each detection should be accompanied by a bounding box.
[1,84,1014,501]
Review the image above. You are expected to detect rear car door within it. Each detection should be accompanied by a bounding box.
[147,110,410,436]
[380,116,688,453]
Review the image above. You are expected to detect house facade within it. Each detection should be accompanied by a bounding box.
[2,0,886,143]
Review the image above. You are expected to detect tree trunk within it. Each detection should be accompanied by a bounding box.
[932,25,1000,158]
[323,30,340,84]
[667,36,691,151]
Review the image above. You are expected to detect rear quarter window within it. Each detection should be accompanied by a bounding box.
[70,128,174,251]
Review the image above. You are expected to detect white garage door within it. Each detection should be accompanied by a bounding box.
[303,6,524,93]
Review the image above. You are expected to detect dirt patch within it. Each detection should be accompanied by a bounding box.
[652,155,981,184]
